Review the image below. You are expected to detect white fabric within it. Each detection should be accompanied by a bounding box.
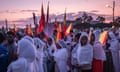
[53,48,68,72]
[77,32,93,66]
[71,44,79,65]
[33,38,44,72]
[93,30,106,61]
[93,42,106,61]
[77,44,93,65]
[108,31,120,72]
[7,37,36,72]
[93,29,101,42]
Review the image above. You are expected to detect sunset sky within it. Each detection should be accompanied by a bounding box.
[0,0,120,27]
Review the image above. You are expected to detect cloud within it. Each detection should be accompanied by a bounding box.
[90,10,100,13]
[0,9,39,14]
[20,10,39,13]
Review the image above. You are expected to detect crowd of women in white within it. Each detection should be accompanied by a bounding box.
[7,29,120,72]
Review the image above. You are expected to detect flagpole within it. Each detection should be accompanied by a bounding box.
[33,12,37,35]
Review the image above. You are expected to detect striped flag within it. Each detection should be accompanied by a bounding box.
[99,30,109,46]
[56,24,62,42]
[65,23,73,36]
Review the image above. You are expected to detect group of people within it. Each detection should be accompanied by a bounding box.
[0,28,120,72]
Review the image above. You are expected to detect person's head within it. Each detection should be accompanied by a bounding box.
[6,31,15,44]
[47,37,53,46]
[38,31,45,40]
[90,33,95,45]
[80,32,88,46]
[90,33,95,42]
[74,33,81,42]
[0,32,6,44]
[16,31,24,40]
[64,36,68,41]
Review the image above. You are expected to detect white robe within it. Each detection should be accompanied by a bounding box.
[54,48,68,72]
[7,37,36,72]
[93,42,106,61]
[77,44,93,70]
[108,32,120,72]
[33,38,45,72]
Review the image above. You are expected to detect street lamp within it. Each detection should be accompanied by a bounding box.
[106,1,115,28]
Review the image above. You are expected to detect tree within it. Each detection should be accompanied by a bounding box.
[82,12,88,23]
[115,17,120,24]
[75,17,82,24]
[96,16,105,23]
[86,16,93,23]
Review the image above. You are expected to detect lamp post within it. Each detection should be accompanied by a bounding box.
[106,0,115,28]
[112,1,115,27]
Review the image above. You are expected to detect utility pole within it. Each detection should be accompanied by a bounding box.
[113,0,115,26]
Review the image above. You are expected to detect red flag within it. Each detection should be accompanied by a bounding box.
[65,23,73,36]
[63,9,67,34]
[46,2,49,23]
[37,4,45,34]
[56,24,62,42]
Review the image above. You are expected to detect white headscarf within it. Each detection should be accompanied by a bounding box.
[108,31,116,40]
[18,37,36,63]
[23,36,34,44]
[93,29,101,42]
[33,38,44,72]
[108,31,119,51]
[7,37,36,72]
[79,32,88,44]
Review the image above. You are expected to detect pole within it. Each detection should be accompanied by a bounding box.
[5,19,8,32]
[113,1,115,26]
[33,12,38,35]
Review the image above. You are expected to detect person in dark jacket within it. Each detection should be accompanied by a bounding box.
[6,31,17,65]
[0,32,8,72]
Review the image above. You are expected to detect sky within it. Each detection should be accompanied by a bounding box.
[0,0,120,27]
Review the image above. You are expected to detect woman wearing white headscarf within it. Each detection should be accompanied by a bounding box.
[76,32,93,72]
[108,31,120,72]
[33,38,44,72]
[71,33,81,72]
[53,40,68,72]
[90,31,106,72]
[47,37,57,72]
[7,36,36,72]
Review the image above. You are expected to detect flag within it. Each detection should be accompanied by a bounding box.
[13,24,17,34]
[56,24,62,42]
[99,30,109,46]
[26,24,33,35]
[65,23,73,36]
[63,9,67,34]
[37,4,45,34]
[46,1,49,23]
